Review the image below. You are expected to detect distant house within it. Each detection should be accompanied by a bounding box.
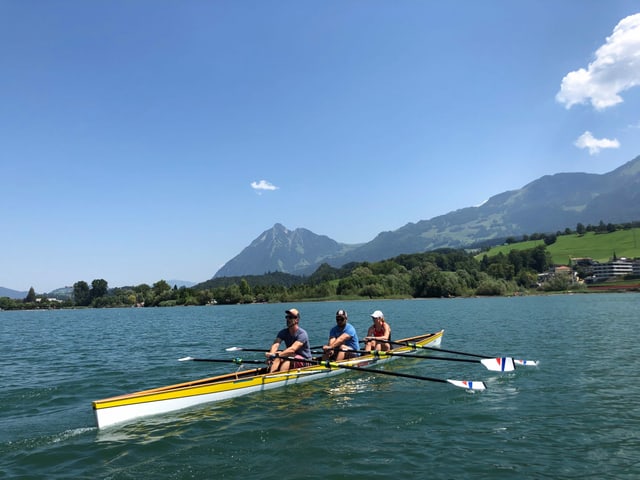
[553,265,572,275]
[35,297,63,303]
[538,264,578,284]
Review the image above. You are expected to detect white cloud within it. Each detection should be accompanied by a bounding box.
[250,179,279,193]
[574,131,620,154]
[556,13,640,110]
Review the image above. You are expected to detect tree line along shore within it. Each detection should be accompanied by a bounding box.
[3,223,639,311]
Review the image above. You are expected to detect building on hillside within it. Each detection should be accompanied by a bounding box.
[570,257,596,276]
[538,265,579,284]
[590,258,635,280]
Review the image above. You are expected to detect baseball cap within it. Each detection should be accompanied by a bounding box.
[285,308,299,317]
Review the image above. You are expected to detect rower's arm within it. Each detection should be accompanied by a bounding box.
[267,337,282,355]
[331,333,352,348]
[279,340,303,357]
[382,323,391,340]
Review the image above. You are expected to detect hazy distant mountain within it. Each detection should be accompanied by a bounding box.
[0,287,27,299]
[214,155,640,278]
[47,287,73,300]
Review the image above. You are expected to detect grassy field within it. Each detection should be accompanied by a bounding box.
[477,228,640,265]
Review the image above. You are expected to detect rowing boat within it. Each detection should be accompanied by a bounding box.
[92,330,444,429]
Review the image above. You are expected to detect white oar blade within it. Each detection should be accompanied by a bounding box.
[447,379,487,391]
[225,347,243,352]
[178,356,194,362]
[514,359,539,366]
[480,357,516,372]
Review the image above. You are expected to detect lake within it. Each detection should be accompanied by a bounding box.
[1,293,639,479]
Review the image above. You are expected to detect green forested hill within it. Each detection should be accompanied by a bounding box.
[477,228,640,265]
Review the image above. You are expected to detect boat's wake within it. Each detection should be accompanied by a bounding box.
[326,376,376,396]
[52,427,95,443]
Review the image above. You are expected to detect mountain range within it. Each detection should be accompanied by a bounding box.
[214,155,640,278]
[0,287,28,300]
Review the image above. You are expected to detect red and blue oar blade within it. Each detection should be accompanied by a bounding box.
[446,379,487,391]
[514,359,539,366]
[480,357,516,372]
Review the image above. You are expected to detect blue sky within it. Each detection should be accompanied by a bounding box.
[2,2,640,293]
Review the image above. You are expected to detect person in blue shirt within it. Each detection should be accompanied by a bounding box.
[266,308,312,373]
[322,309,359,361]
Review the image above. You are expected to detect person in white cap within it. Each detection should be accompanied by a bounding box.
[364,310,391,352]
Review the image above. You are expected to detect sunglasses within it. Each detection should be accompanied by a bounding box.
[285,315,297,320]
[336,316,346,321]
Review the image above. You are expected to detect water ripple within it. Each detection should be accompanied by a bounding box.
[1,295,639,479]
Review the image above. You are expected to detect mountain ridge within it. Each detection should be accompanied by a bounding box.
[214,155,640,278]
[214,223,361,278]
[0,287,28,300]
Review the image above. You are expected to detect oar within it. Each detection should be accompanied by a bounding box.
[225,347,267,353]
[178,356,266,365]
[285,357,486,391]
[386,340,539,367]
[226,345,326,353]
[333,349,515,372]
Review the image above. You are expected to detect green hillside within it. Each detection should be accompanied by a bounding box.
[477,228,640,265]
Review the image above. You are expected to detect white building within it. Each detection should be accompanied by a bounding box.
[591,259,634,279]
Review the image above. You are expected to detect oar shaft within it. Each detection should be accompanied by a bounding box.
[390,354,480,364]
[345,349,481,364]
[323,361,448,384]
[226,347,268,353]
[386,340,487,358]
[179,357,266,365]
[281,357,486,390]
[227,345,325,352]
[387,341,523,371]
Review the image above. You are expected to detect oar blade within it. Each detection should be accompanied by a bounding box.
[178,356,194,362]
[447,379,487,391]
[225,347,243,352]
[514,359,539,367]
[480,357,516,372]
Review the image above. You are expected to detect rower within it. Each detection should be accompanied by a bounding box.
[322,309,359,361]
[266,308,312,373]
[364,310,392,352]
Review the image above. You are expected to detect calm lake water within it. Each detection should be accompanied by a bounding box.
[1,294,639,479]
